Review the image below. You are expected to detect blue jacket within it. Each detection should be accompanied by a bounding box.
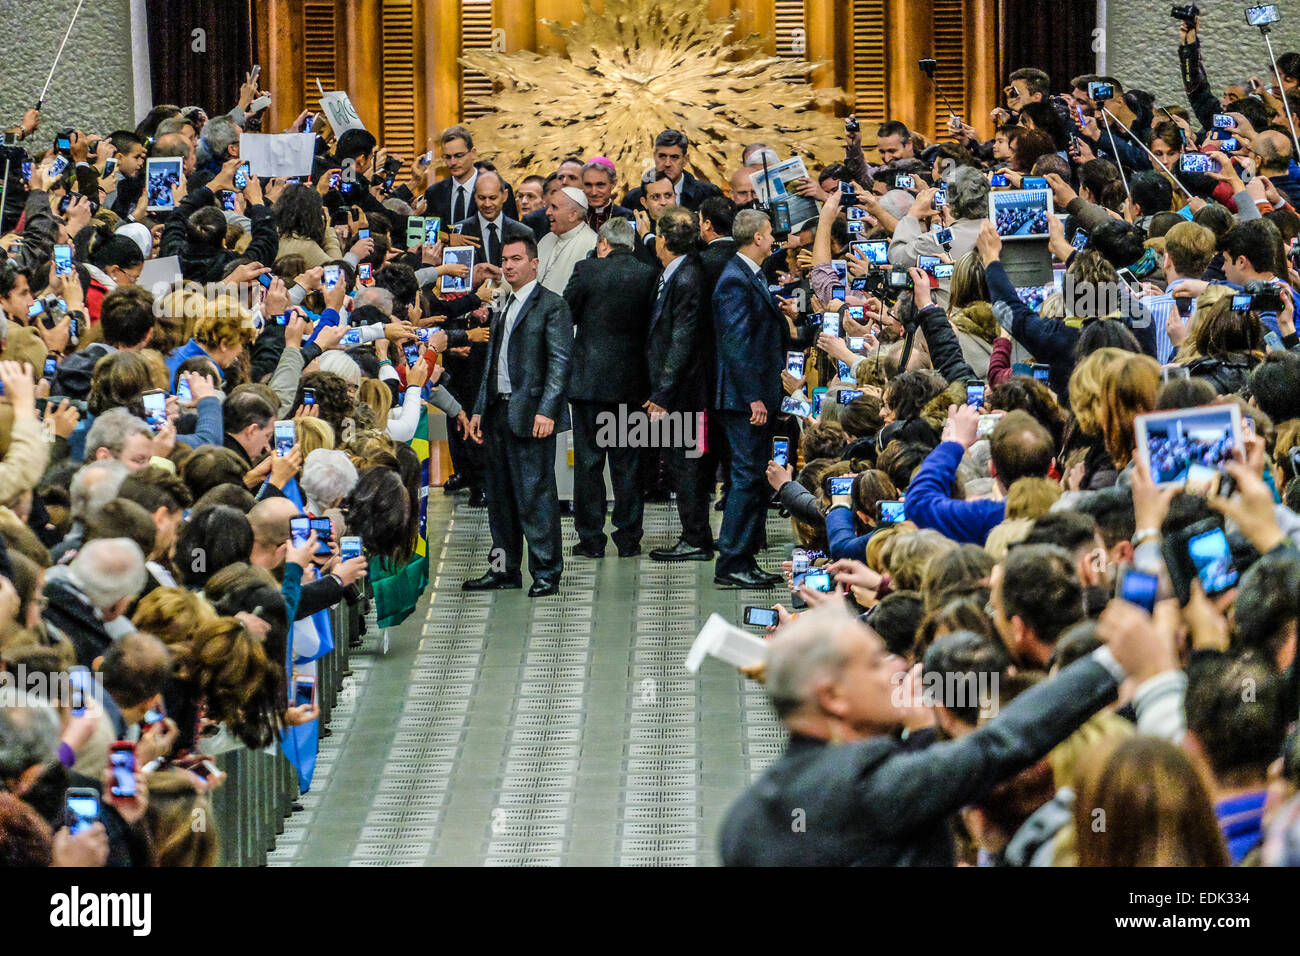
[175,395,225,450]
[712,254,784,414]
[827,507,874,562]
[905,441,1005,545]
[165,339,220,385]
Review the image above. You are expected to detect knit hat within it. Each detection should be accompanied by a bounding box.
[560,186,589,210]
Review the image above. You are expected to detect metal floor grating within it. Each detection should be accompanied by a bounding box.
[273,497,794,866]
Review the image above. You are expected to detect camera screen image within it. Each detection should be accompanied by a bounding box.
[1141,407,1237,486]
[991,189,1052,239]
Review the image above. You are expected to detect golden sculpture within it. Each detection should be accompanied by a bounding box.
[459,0,849,194]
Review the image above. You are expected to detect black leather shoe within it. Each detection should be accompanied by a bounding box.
[714,568,775,589]
[650,541,713,562]
[758,568,784,585]
[467,488,487,508]
[462,571,521,591]
[617,543,642,558]
[572,541,605,558]
[443,473,470,493]
[528,580,560,597]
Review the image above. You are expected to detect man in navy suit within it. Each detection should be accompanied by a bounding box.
[711,208,796,589]
[420,126,518,230]
[464,235,572,598]
[623,129,723,212]
[450,170,532,267]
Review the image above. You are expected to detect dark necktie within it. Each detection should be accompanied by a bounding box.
[487,221,500,266]
[453,184,466,224]
[652,273,668,321]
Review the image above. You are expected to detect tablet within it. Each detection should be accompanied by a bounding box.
[989,188,1054,240]
[1134,404,1242,491]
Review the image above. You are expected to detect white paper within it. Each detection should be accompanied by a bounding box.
[685,613,769,674]
[239,133,316,178]
[138,255,181,295]
[320,90,365,137]
[748,156,820,226]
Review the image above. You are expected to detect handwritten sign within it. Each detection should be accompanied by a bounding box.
[320,91,365,137]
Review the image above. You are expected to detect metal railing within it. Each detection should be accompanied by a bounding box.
[209,597,361,866]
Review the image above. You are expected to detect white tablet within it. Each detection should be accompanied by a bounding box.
[989,188,1055,240]
[1134,404,1242,491]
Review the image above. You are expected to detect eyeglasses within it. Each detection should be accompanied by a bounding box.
[442,150,470,162]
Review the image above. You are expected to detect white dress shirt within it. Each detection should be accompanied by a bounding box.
[451,168,479,223]
[737,251,763,275]
[496,280,537,395]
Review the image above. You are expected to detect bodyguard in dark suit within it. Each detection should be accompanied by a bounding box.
[464,234,572,598]
[695,197,740,504]
[563,219,657,558]
[643,208,715,562]
[449,171,533,268]
[719,605,1137,866]
[418,127,518,230]
[712,208,792,589]
[622,130,723,212]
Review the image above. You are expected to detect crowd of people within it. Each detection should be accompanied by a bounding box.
[0,9,1299,869]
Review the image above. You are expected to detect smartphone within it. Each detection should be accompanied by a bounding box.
[837,388,864,405]
[772,437,790,468]
[934,227,953,245]
[933,263,954,280]
[340,535,363,561]
[43,357,57,379]
[426,217,441,245]
[877,500,906,524]
[68,665,90,717]
[917,255,940,274]
[310,516,333,555]
[48,155,69,178]
[1088,81,1115,101]
[1119,568,1159,614]
[1071,228,1090,250]
[853,239,890,265]
[293,674,317,709]
[53,244,73,276]
[1212,113,1236,129]
[255,272,273,289]
[108,742,138,799]
[341,328,362,347]
[1179,153,1220,174]
[792,549,811,575]
[65,788,101,836]
[219,190,238,211]
[406,216,426,247]
[274,420,295,457]
[357,228,371,241]
[822,313,842,337]
[990,172,1009,188]
[142,389,167,430]
[1031,364,1050,383]
[831,286,846,302]
[894,174,915,190]
[323,265,340,290]
[932,189,947,208]
[1022,176,1049,190]
[328,170,342,191]
[302,387,316,407]
[1218,137,1239,153]
[847,335,867,351]
[780,395,813,417]
[966,381,986,407]
[1012,362,1032,376]
[358,262,373,283]
[1246,4,1280,27]
[403,342,421,365]
[289,515,311,548]
[785,351,805,377]
[977,412,1004,439]
[175,375,195,404]
[233,162,250,190]
[801,570,833,593]
[744,606,779,627]
[824,475,855,497]
[846,220,865,235]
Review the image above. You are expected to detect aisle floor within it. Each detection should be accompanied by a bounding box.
[271,492,792,866]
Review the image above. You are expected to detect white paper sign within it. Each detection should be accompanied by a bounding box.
[685,613,768,673]
[320,91,365,137]
[138,255,182,295]
[239,133,316,178]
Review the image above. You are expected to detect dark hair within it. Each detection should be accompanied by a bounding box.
[1010,128,1056,173]
[1078,158,1119,200]
[375,263,419,311]
[98,285,155,349]
[1248,351,1300,423]
[697,196,735,237]
[1090,219,1147,270]
[876,121,911,142]
[884,370,944,421]
[118,465,193,515]
[109,130,145,156]
[866,591,924,658]
[876,440,930,492]
[84,226,145,274]
[1001,543,1083,646]
[658,207,700,256]
[850,469,897,524]
[502,233,539,261]
[1074,318,1140,362]
[192,482,256,513]
[345,466,411,567]
[176,505,253,588]
[296,371,352,438]
[1019,100,1069,151]
[224,390,276,436]
[841,394,883,440]
[1185,655,1286,784]
[986,377,1068,449]
[335,129,378,163]
[84,498,156,556]
[922,630,1012,725]
[1234,552,1300,665]
[1023,511,1098,557]
[989,410,1054,486]
[204,564,289,683]
[273,184,327,247]
[136,105,181,141]
[654,129,689,152]
[1130,170,1173,217]
[100,631,170,710]
[174,355,221,393]
[1221,218,1283,275]
[185,206,227,251]
[179,446,248,500]
[1072,486,1135,549]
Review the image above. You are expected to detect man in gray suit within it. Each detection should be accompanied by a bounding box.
[465,235,573,598]
[720,599,1176,865]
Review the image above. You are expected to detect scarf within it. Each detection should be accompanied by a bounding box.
[1128,246,1160,279]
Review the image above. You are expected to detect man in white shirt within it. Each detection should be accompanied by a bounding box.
[536,187,597,295]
